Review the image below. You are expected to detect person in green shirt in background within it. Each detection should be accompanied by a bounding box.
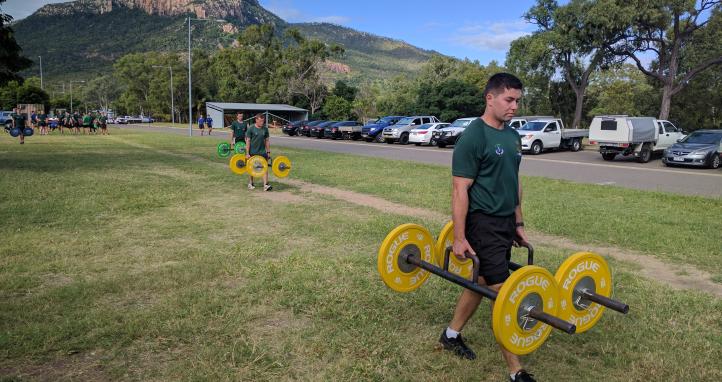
[38,112,48,135]
[245,113,272,191]
[230,112,247,151]
[100,113,109,135]
[10,107,27,144]
[82,112,91,135]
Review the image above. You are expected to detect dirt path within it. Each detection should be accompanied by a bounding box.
[111,136,722,298]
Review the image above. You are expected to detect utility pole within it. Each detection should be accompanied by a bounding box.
[38,56,43,90]
[187,17,225,136]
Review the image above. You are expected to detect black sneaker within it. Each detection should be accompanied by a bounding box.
[439,330,476,360]
[510,369,536,382]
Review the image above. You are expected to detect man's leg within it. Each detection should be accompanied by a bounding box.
[486,282,524,374]
[448,284,484,331]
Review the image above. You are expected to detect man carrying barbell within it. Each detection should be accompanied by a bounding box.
[245,113,272,191]
[440,73,534,382]
[230,112,247,152]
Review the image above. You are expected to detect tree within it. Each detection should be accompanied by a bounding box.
[322,95,352,120]
[0,0,32,86]
[506,35,555,116]
[333,80,357,103]
[83,75,121,112]
[417,79,485,122]
[588,63,655,116]
[613,0,722,119]
[525,0,633,128]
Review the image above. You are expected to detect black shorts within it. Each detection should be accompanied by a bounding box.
[250,153,269,160]
[198,124,205,129]
[465,211,516,285]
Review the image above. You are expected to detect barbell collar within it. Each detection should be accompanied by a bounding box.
[527,307,577,334]
[580,289,629,314]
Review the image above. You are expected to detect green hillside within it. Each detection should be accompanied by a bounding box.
[12,2,433,84]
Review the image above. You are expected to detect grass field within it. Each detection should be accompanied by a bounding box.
[1,130,721,381]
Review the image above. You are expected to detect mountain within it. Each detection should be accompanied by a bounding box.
[12,0,434,84]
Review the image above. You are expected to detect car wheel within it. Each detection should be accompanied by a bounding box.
[399,133,409,145]
[531,141,543,155]
[571,139,582,152]
[709,153,721,169]
[602,153,616,161]
[637,146,651,163]
[375,134,385,143]
[430,138,437,146]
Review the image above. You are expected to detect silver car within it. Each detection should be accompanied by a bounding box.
[663,130,722,169]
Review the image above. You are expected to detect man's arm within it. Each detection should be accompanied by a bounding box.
[514,181,529,245]
[265,137,270,154]
[452,176,476,259]
[245,136,251,158]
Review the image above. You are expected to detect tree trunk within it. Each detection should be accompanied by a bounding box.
[572,88,585,129]
[659,84,673,120]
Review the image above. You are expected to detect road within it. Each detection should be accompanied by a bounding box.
[127,125,722,198]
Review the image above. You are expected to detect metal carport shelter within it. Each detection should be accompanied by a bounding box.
[205,102,308,129]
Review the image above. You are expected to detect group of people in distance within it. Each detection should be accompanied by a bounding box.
[7,107,110,144]
[196,114,214,136]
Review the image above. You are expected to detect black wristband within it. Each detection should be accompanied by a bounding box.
[515,222,524,227]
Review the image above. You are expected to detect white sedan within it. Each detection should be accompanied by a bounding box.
[409,122,449,145]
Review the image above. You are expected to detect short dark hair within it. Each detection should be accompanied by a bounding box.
[483,73,523,98]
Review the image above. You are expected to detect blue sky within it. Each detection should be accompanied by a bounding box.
[4,0,539,65]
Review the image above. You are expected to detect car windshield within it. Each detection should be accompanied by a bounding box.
[378,117,398,124]
[682,132,722,145]
[395,117,415,125]
[518,121,546,131]
[451,119,473,127]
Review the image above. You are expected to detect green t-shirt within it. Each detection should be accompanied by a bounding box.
[82,115,91,126]
[11,113,25,128]
[451,118,522,217]
[38,114,47,122]
[246,125,269,155]
[231,121,248,140]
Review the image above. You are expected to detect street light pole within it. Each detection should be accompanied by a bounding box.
[69,80,85,114]
[38,56,43,90]
[153,65,175,124]
[187,17,226,137]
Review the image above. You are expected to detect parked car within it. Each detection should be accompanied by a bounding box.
[409,122,450,145]
[140,116,155,123]
[383,116,440,144]
[433,117,476,148]
[662,129,722,169]
[336,121,364,140]
[299,120,324,137]
[517,117,588,154]
[121,116,142,124]
[508,115,554,129]
[361,116,404,142]
[312,121,337,138]
[283,120,307,136]
[0,111,13,129]
[115,116,128,124]
[324,121,347,139]
[589,116,684,163]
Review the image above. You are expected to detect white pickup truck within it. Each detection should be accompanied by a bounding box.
[517,118,588,154]
[589,116,684,163]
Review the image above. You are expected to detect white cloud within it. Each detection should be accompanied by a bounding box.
[451,19,533,51]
